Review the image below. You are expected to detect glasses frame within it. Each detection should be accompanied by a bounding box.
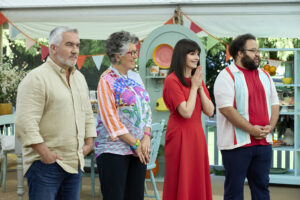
[126,51,138,57]
[242,49,261,54]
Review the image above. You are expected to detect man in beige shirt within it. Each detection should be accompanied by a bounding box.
[15,26,96,200]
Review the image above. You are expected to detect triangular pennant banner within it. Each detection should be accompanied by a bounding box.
[226,45,231,61]
[136,41,141,57]
[9,24,21,40]
[182,15,191,29]
[77,55,86,70]
[92,55,104,71]
[190,21,202,34]
[26,37,36,50]
[0,12,8,25]
[41,45,49,61]
[164,17,173,25]
[206,37,219,51]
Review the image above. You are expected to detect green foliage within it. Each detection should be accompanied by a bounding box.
[276,115,294,139]
[146,58,154,68]
[3,33,45,70]
[78,39,110,90]
[258,38,299,61]
[0,63,28,105]
[205,37,232,107]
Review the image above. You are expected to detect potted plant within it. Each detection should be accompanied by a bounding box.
[0,63,27,115]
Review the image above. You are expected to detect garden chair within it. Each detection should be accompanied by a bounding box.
[0,114,15,192]
[80,151,98,197]
[144,119,165,200]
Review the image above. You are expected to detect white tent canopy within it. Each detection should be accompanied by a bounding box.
[1,0,300,39]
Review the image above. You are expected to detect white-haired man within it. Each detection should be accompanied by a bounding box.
[15,26,96,200]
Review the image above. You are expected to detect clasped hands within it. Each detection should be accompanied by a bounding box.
[191,66,204,90]
[252,125,273,139]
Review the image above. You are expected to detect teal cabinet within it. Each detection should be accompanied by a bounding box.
[260,48,300,185]
[139,25,206,145]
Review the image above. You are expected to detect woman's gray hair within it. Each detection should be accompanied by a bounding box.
[105,31,139,64]
[49,26,78,53]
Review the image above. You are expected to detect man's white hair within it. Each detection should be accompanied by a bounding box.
[48,26,78,54]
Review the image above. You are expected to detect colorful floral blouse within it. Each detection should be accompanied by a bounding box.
[94,67,152,157]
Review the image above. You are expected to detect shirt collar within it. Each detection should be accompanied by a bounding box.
[228,61,240,73]
[47,57,76,75]
[110,66,130,78]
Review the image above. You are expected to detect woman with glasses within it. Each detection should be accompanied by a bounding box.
[94,31,152,200]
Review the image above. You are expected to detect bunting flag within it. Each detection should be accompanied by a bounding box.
[0,11,230,68]
[25,37,36,50]
[226,45,231,61]
[206,37,219,51]
[136,41,141,56]
[92,55,104,70]
[9,24,21,39]
[77,55,87,70]
[182,15,203,34]
[190,21,203,33]
[164,17,174,25]
[0,12,8,25]
[182,12,230,60]
[41,45,49,61]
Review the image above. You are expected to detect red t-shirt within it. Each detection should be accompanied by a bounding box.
[236,65,269,146]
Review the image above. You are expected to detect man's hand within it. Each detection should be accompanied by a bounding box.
[41,150,63,164]
[82,144,93,156]
[31,143,63,164]
[252,125,270,140]
[83,137,94,156]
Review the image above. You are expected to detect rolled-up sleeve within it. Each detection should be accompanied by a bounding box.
[97,78,129,140]
[15,72,45,147]
[270,78,279,105]
[214,70,235,109]
[82,79,97,139]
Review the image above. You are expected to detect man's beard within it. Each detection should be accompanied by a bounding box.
[241,54,260,70]
[57,55,77,68]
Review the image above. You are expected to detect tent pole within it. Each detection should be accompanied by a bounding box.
[174,6,183,25]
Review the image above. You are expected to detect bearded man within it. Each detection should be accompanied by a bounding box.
[214,34,280,200]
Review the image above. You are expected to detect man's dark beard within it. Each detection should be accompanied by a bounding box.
[241,54,260,70]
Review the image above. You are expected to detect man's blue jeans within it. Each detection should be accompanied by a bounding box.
[25,160,81,200]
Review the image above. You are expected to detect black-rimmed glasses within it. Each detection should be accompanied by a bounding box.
[243,49,260,54]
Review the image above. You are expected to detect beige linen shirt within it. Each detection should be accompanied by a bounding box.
[15,57,96,175]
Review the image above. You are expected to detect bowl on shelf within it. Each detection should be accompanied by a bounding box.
[281,77,293,84]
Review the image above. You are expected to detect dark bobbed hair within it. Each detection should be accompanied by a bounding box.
[229,33,256,60]
[105,31,139,64]
[168,39,201,87]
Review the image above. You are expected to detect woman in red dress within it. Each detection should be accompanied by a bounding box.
[162,39,214,200]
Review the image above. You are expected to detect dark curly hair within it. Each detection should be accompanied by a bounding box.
[105,31,139,64]
[229,33,256,60]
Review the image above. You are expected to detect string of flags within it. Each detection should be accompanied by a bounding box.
[0,11,230,71]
